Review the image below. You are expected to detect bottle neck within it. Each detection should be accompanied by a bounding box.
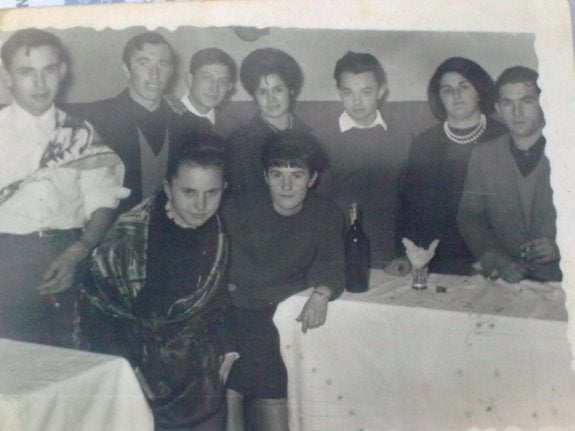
[349,206,363,230]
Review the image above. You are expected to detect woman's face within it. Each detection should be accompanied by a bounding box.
[439,72,481,125]
[164,164,225,228]
[254,73,291,122]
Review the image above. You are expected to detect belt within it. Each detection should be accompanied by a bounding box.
[0,228,82,239]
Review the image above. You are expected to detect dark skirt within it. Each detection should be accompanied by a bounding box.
[226,306,287,399]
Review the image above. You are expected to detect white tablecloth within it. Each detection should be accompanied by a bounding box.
[0,339,154,431]
[275,271,575,431]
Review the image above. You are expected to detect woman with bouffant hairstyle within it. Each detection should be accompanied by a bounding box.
[227,48,311,195]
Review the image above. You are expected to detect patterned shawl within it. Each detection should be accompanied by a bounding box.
[0,108,123,207]
[79,194,229,427]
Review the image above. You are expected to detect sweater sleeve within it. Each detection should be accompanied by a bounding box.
[457,149,512,273]
[227,127,267,195]
[307,199,346,300]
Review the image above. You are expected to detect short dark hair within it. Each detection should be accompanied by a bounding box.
[189,48,237,83]
[427,57,496,120]
[1,28,66,70]
[122,31,176,70]
[262,130,328,175]
[495,66,540,98]
[239,48,303,103]
[166,133,228,184]
[333,51,387,87]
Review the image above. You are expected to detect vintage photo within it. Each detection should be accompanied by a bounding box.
[0,1,574,430]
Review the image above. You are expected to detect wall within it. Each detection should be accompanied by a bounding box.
[0,26,536,104]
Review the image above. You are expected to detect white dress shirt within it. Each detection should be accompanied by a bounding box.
[180,93,216,126]
[0,102,129,234]
[338,109,388,133]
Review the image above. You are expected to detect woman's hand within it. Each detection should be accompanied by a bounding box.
[296,286,331,334]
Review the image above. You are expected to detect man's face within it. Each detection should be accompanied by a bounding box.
[264,165,317,216]
[3,45,65,116]
[337,71,385,127]
[187,63,233,114]
[164,164,225,228]
[124,43,173,110]
[496,81,544,140]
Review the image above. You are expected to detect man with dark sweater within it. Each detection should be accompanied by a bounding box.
[457,66,561,283]
[75,32,211,214]
[316,51,411,269]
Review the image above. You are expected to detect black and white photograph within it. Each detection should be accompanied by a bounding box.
[0,1,574,430]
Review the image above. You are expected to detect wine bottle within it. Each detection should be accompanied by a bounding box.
[344,203,370,292]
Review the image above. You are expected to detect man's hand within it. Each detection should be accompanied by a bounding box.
[296,287,331,334]
[521,237,560,264]
[37,241,89,294]
[496,258,531,284]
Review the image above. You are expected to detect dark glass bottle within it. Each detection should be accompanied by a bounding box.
[344,203,370,292]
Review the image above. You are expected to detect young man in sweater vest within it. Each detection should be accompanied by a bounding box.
[317,51,411,271]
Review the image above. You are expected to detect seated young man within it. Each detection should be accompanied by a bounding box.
[77,135,237,431]
[222,130,345,431]
[316,51,411,270]
[457,66,561,283]
[0,28,127,346]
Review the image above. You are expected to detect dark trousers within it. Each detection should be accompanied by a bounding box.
[0,229,81,347]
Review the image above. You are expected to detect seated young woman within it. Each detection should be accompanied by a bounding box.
[222,130,345,431]
[76,134,237,431]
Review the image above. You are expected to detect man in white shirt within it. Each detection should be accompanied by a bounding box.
[0,28,128,345]
[180,47,236,135]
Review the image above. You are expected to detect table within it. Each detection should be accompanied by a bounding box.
[0,339,154,431]
[274,270,575,431]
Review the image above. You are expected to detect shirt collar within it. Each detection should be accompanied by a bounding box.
[180,92,216,125]
[11,101,56,141]
[338,109,387,133]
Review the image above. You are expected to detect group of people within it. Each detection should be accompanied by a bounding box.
[0,26,561,431]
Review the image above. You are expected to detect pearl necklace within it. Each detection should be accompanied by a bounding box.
[443,114,487,145]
